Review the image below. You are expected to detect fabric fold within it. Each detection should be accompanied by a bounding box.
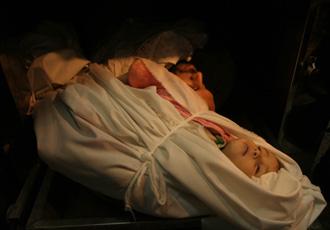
[33,57,326,230]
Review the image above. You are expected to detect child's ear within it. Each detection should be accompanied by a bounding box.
[127,59,159,88]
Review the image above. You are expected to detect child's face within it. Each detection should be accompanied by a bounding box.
[173,63,215,111]
[222,138,280,177]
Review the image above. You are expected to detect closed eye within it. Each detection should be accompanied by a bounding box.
[255,164,260,175]
[242,144,248,156]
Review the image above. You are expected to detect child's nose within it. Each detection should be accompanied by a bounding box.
[253,147,261,159]
[192,72,204,90]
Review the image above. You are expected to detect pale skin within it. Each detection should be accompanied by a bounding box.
[222,138,280,177]
[172,62,280,177]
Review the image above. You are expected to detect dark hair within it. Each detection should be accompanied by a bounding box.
[168,59,193,73]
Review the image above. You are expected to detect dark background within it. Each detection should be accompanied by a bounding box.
[1,0,329,229]
[0,0,311,140]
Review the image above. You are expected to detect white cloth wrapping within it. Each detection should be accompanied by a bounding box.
[33,58,326,230]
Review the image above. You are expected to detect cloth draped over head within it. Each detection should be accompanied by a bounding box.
[32,54,326,229]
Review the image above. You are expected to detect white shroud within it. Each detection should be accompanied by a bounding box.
[33,58,326,230]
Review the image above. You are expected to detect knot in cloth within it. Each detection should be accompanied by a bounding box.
[125,150,167,212]
[140,152,153,162]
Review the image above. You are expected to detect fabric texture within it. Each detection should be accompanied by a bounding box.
[26,49,90,114]
[33,57,326,230]
[127,59,234,144]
